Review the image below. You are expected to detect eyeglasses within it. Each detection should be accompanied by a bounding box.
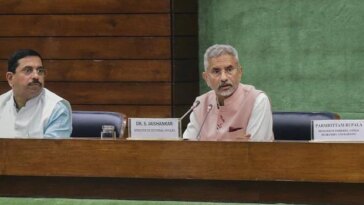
[19,67,47,76]
[209,66,237,77]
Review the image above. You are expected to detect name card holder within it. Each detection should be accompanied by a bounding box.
[128,118,182,140]
[311,120,364,142]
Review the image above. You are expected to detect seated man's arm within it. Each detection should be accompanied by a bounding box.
[246,93,274,141]
[182,112,199,140]
[44,101,72,138]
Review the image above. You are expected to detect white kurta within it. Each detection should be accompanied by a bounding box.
[0,88,70,138]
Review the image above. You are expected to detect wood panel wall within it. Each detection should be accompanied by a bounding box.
[0,0,198,127]
[171,0,199,125]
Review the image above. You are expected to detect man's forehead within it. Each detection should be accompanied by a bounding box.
[17,56,43,67]
[208,54,238,68]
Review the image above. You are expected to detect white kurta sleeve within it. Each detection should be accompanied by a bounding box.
[246,93,274,141]
[182,111,200,140]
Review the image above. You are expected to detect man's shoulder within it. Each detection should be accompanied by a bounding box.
[44,88,62,99]
[255,92,270,104]
[241,83,267,97]
[241,83,259,92]
[43,88,71,111]
[44,88,69,103]
[0,90,12,104]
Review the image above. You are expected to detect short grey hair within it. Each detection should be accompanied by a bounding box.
[203,44,239,71]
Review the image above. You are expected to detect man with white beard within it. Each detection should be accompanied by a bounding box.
[183,44,273,141]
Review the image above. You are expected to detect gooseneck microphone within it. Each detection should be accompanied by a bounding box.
[196,104,213,140]
[179,100,200,121]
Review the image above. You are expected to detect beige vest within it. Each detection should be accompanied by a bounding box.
[194,84,262,141]
[0,88,67,138]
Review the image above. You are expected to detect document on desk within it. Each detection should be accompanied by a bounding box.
[128,118,182,140]
[312,119,364,142]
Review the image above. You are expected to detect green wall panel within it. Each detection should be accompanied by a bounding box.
[199,0,364,119]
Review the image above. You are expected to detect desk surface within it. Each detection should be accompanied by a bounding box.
[1,139,364,204]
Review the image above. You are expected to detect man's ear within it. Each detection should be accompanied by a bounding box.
[6,72,14,87]
[238,65,243,78]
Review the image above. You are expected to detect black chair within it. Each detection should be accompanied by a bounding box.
[71,111,127,138]
[273,112,340,141]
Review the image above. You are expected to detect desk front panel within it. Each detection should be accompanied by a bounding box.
[1,139,364,204]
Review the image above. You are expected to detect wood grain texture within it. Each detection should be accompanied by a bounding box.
[1,140,364,204]
[0,0,170,14]
[0,60,171,82]
[1,140,364,182]
[0,0,199,121]
[0,37,170,59]
[72,105,171,118]
[0,82,171,104]
[0,176,363,204]
[0,14,170,36]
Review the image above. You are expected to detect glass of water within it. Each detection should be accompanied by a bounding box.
[100,125,116,139]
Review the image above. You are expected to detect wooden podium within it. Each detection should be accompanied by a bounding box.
[1,138,364,204]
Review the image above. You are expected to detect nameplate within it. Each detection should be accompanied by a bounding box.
[312,120,364,141]
[128,118,181,140]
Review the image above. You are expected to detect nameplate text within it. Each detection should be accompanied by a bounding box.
[312,120,364,141]
[128,118,181,140]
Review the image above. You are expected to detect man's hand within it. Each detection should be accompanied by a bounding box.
[222,129,251,141]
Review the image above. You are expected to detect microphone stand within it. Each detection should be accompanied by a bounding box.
[179,100,200,121]
[196,104,213,140]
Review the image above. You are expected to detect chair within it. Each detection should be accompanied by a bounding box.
[273,112,340,141]
[71,111,127,138]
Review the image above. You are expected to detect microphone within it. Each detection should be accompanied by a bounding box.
[196,104,213,140]
[179,100,200,121]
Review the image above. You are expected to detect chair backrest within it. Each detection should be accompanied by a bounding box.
[273,112,340,141]
[71,111,126,138]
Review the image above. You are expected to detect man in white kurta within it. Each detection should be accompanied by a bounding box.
[183,44,273,141]
[0,49,72,138]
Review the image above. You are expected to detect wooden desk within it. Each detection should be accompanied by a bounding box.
[1,139,364,204]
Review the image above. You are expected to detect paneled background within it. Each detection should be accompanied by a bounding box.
[0,0,199,135]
